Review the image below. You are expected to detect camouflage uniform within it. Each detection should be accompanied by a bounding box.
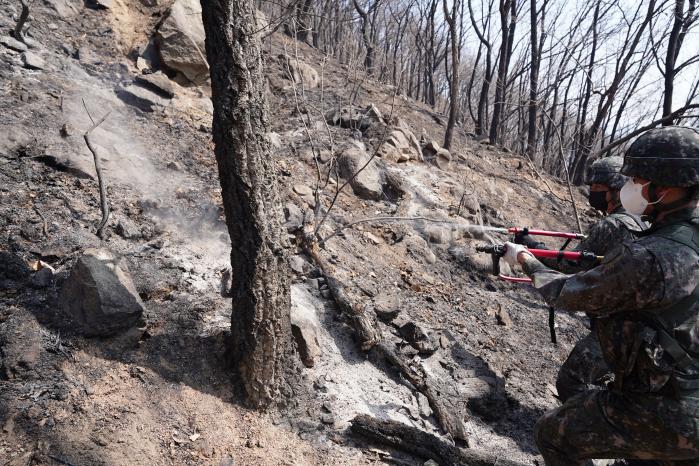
[521,204,699,465]
[530,157,649,401]
[554,207,648,402]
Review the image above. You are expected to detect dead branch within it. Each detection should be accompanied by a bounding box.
[33,204,48,238]
[591,103,699,160]
[13,0,30,44]
[81,99,112,239]
[350,414,526,466]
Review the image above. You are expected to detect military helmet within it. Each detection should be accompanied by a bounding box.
[585,156,627,189]
[621,126,699,187]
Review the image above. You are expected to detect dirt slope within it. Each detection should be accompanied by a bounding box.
[0,1,598,464]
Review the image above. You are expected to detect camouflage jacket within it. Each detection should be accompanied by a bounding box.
[542,207,647,273]
[523,204,699,395]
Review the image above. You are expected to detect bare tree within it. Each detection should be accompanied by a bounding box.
[443,0,462,149]
[661,0,698,123]
[200,0,303,409]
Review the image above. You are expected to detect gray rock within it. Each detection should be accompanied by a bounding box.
[293,184,313,197]
[117,84,170,112]
[373,294,401,323]
[417,393,433,418]
[268,132,282,148]
[289,255,307,274]
[325,106,376,132]
[398,321,438,355]
[338,145,385,201]
[115,219,141,240]
[284,202,303,232]
[134,71,178,98]
[156,0,209,83]
[283,56,319,89]
[0,36,28,52]
[319,413,335,425]
[30,267,53,288]
[59,248,146,337]
[21,51,45,70]
[290,311,320,368]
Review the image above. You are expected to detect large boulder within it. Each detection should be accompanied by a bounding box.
[284,56,319,89]
[59,249,145,337]
[156,0,209,83]
[338,144,385,200]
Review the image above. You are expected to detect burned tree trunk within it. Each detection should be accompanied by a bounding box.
[200,0,302,409]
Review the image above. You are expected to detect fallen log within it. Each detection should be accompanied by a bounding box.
[350,414,525,466]
[306,239,468,443]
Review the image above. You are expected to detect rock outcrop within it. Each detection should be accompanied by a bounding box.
[155,0,209,83]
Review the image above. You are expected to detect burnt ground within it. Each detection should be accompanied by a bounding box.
[0,0,600,464]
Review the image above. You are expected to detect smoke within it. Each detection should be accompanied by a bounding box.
[58,65,230,265]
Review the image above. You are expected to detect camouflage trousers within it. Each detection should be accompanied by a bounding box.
[556,332,610,402]
[535,389,699,465]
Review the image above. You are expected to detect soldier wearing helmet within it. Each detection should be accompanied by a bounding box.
[519,156,649,402]
[504,126,699,464]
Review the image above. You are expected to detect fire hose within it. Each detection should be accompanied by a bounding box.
[476,227,603,344]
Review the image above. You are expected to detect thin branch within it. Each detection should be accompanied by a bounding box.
[81,99,112,239]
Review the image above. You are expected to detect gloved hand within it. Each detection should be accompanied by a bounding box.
[503,242,531,267]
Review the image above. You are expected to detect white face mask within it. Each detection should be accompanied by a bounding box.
[620,180,665,215]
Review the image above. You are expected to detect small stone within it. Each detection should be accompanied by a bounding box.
[48,23,59,30]
[136,56,150,72]
[322,400,333,412]
[293,184,313,197]
[313,377,328,391]
[364,232,381,245]
[496,307,512,327]
[21,51,45,70]
[166,161,182,171]
[320,413,335,425]
[134,71,177,98]
[284,202,303,233]
[306,278,320,289]
[85,385,95,396]
[289,255,306,274]
[424,460,439,466]
[417,393,433,418]
[0,36,28,52]
[268,132,282,148]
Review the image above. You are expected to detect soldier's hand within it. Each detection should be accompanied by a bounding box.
[503,242,531,267]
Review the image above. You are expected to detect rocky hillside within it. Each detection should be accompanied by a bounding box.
[0,0,598,464]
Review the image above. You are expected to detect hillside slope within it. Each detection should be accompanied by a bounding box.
[0,1,596,464]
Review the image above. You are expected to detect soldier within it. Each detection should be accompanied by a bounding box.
[548,157,648,401]
[503,126,699,465]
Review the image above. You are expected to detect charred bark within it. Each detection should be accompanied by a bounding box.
[200,0,302,410]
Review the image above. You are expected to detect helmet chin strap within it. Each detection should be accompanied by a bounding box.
[648,183,687,217]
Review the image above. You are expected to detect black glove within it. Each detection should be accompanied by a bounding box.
[514,229,547,249]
